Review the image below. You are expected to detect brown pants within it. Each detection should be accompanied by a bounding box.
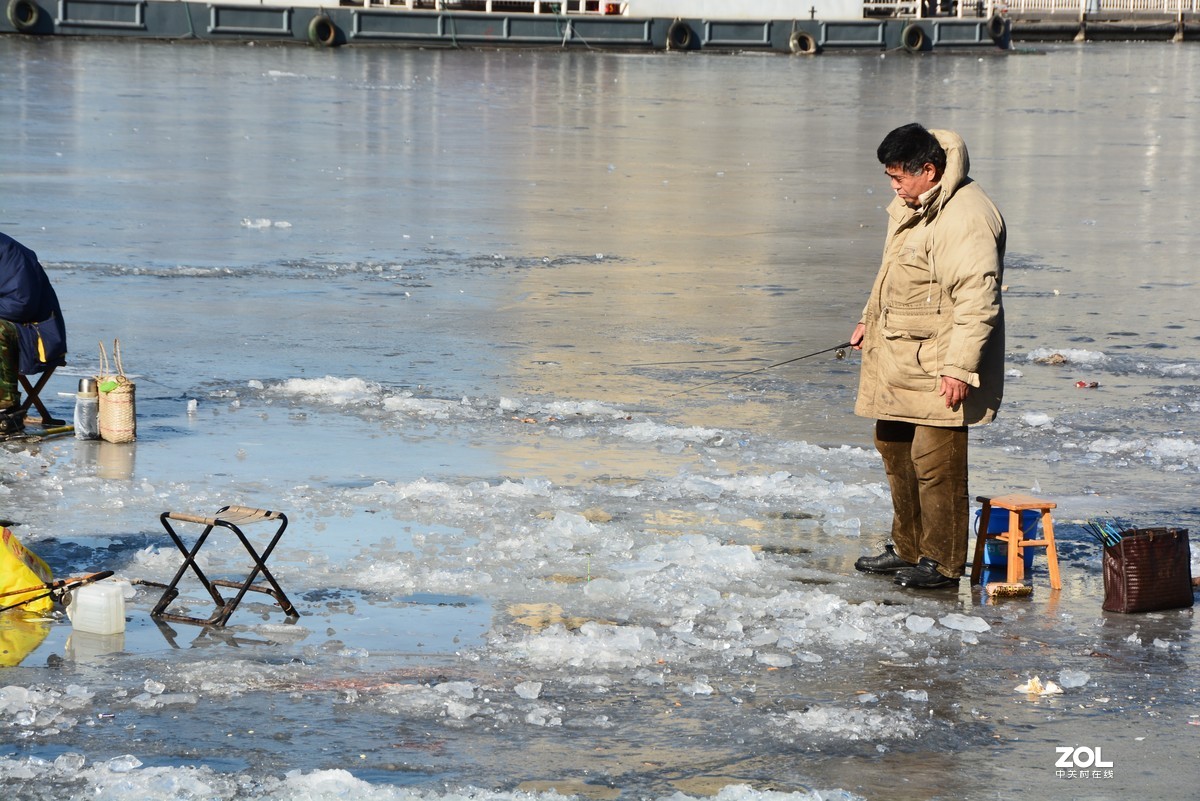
[875,420,969,578]
[0,320,18,410]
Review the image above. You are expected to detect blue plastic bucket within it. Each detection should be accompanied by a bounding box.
[975,508,1039,568]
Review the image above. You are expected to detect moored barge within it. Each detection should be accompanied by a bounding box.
[2,0,1196,50]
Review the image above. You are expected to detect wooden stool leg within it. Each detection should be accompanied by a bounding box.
[1041,509,1061,590]
[970,499,991,586]
[1006,508,1024,584]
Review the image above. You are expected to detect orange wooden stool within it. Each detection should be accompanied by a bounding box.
[970,494,1061,590]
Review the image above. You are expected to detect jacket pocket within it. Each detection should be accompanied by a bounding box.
[880,310,939,391]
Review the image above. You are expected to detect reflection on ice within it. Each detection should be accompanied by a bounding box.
[63,631,125,663]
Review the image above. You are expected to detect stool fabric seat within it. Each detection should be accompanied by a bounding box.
[970,494,1061,590]
[148,505,299,627]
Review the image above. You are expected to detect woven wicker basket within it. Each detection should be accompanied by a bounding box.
[97,340,136,444]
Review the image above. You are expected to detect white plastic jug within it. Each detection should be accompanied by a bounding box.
[66,582,126,635]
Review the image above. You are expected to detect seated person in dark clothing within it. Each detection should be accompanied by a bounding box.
[0,232,68,434]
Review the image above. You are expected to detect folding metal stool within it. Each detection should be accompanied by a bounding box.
[149,505,299,626]
[18,368,66,426]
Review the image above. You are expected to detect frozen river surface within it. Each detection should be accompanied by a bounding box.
[0,37,1198,801]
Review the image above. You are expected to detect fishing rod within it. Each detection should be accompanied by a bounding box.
[667,341,853,398]
[0,570,114,613]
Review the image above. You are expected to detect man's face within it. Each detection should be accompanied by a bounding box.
[884,162,940,208]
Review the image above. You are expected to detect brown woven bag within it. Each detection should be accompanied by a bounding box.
[97,340,136,444]
[1102,528,1193,613]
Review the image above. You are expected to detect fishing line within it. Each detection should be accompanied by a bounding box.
[625,357,767,367]
[667,342,852,398]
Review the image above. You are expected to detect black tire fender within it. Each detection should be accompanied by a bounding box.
[901,23,927,53]
[307,13,339,48]
[789,30,819,55]
[987,15,1007,42]
[667,20,694,51]
[7,0,41,33]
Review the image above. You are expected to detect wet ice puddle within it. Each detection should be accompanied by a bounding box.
[1,373,1197,800]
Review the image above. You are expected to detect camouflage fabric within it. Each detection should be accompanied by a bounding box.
[0,319,18,409]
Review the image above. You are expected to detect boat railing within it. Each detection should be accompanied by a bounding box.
[359,0,626,12]
[863,0,1193,17]
[864,0,997,18]
[863,1,922,17]
[332,0,1199,18]
[999,0,1196,13]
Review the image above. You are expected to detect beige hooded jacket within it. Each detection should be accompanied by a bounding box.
[854,129,1006,426]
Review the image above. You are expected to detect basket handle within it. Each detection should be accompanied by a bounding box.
[97,339,128,387]
[97,340,111,378]
[113,338,126,379]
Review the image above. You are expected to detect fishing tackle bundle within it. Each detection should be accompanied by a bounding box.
[1083,518,1127,548]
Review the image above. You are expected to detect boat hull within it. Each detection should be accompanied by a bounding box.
[1,1,1008,52]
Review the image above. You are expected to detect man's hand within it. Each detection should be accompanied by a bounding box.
[850,323,866,351]
[939,375,969,408]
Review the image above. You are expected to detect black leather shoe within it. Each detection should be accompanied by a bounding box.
[854,544,915,574]
[0,408,24,435]
[894,557,960,589]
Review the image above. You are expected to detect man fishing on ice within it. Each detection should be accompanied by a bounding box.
[850,123,1006,590]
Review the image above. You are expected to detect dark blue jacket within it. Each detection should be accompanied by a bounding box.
[0,232,67,375]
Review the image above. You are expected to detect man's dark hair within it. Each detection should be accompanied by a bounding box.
[877,123,946,175]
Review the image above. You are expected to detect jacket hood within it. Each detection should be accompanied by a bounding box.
[928,129,969,214]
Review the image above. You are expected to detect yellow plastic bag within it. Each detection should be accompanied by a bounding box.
[0,527,54,614]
